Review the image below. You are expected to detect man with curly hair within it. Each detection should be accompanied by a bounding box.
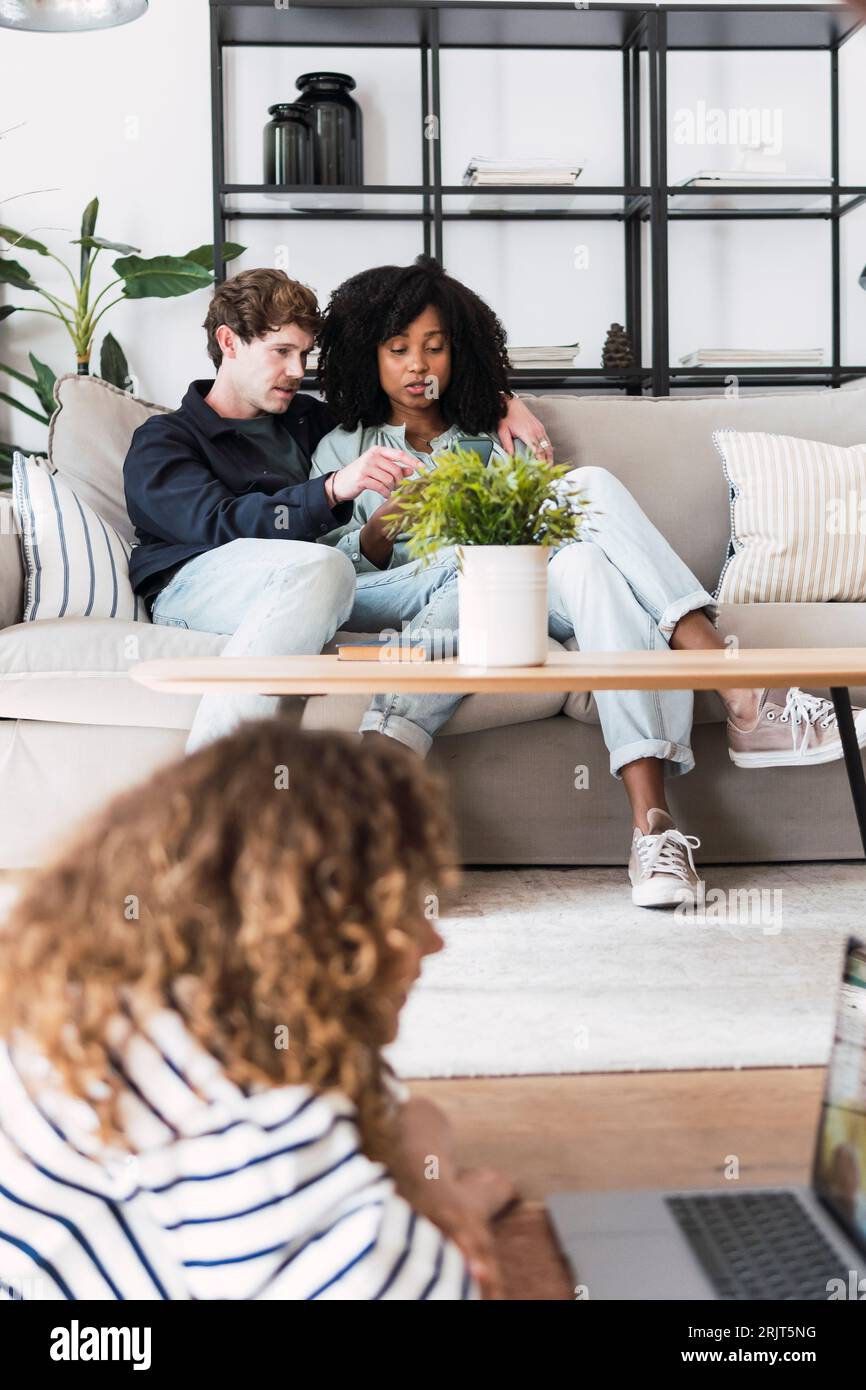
[123,266,549,754]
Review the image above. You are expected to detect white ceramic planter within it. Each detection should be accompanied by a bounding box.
[457,545,549,667]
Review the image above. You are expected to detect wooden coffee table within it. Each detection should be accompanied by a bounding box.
[131,646,866,857]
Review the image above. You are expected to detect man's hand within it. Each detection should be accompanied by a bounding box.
[497,394,554,462]
[330,445,417,504]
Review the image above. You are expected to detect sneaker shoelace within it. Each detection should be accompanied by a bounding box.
[636,827,701,882]
[769,687,838,757]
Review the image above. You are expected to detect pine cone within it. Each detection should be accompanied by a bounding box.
[602,322,635,369]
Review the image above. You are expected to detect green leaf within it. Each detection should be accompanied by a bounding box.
[72,235,140,256]
[182,242,246,271]
[0,358,38,388]
[0,389,51,425]
[111,253,213,299]
[79,197,99,285]
[0,257,35,289]
[28,352,57,418]
[0,225,49,255]
[99,332,131,390]
[0,305,17,322]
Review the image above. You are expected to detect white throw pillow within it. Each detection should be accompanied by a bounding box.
[714,429,866,603]
[12,453,149,623]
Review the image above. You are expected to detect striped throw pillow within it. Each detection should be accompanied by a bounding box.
[714,429,866,604]
[12,453,148,623]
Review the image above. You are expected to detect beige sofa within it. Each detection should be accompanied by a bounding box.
[2,373,866,869]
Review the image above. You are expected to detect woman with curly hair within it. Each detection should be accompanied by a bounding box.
[313,254,520,574]
[0,723,514,1300]
[312,254,864,909]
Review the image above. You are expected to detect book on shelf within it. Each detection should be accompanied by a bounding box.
[509,343,581,369]
[677,170,830,186]
[678,348,824,369]
[671,171,832,212]
[463,154,584,187]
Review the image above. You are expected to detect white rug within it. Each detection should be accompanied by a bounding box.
[386,864,862,1078]
[3,870,858,1079]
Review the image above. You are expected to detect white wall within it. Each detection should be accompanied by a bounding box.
[1,0,865,453]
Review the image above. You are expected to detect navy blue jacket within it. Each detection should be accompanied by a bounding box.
[123,379,351,597]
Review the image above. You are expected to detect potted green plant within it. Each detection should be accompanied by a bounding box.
[0,196,244,478]
[384,444,588,666]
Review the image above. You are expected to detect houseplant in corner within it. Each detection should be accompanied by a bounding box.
[384,444,588,666]
[0,196,244,478]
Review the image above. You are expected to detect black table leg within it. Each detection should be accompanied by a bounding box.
[830,687,866,860]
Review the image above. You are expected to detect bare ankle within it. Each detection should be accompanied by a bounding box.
[723,689,761,728]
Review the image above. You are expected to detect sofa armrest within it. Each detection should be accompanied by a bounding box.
[0,494,23,628]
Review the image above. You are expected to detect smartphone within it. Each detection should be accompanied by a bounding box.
[451,437,495,466]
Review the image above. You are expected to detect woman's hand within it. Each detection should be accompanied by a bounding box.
[386,1097,518,1299]
[497,394,553,462]
[358,475,426,568]
[330,445,417,503]
[358,493,408,568]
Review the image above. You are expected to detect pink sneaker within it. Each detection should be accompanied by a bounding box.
[629,808,703,908]
[728,687,866,768]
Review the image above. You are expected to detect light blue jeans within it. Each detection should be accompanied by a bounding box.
[549,465,718,779]
[152,538,462,755]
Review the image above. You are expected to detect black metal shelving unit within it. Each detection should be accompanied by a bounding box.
[209,0,866,395]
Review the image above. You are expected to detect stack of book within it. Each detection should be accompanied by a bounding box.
[463,154,583,187]
[509,344,581,370]
[671,170,832,211]
[678,348,824,369]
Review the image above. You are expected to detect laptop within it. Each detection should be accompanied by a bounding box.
[547,936,866,1300]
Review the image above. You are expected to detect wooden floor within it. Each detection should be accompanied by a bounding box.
[410,1066,827,1300]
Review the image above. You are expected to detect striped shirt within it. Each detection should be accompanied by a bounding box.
[0,1010,476,1301]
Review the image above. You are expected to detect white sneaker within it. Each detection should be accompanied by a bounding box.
[629,807,703,908]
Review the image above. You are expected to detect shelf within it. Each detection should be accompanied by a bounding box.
[659,4,862,52]
[214,2,863,53]
[669,367,866,387]
[220,184,654,220]
[212,4,866,395]
[667,186,866,218]
[215,1,651,52]
[301,367,651,391]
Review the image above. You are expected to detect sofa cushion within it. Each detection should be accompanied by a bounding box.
[47,373,170,543]
[13,454,149,623]
[0,618,227,729]
[714,429,866,603]
[0,620,566,733]
[529,382,866,597]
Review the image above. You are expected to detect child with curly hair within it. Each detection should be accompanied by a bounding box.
[0,723,514,1300]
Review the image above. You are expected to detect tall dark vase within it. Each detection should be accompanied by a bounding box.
[293,71,363,186]
[263,102,314,185]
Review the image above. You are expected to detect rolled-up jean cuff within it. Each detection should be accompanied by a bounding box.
[359,709,432,758]
[658,589,719,638]
[610,738,695,781]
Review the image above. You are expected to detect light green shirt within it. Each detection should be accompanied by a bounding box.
[310,419,511,573]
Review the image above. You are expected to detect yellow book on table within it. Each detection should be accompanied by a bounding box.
[336,643,429,662]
